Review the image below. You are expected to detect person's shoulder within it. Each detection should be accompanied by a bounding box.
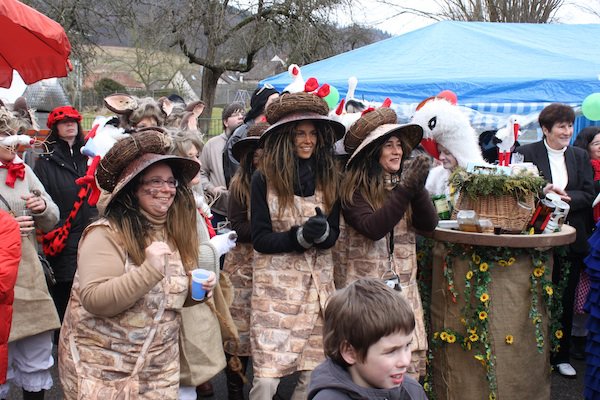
[401,375,428,399]
[311,389,352,400]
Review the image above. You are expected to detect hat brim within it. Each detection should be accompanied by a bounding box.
[105,153,200,205]
[232,136,260,162]
[260,112,346,147]
[346,123,423,168]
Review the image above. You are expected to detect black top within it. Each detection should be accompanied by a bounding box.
[515,140,594,254]
[34,137,98,281]
[251,157,340,254]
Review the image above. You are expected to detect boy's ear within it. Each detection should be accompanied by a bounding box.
[340,341,358,366]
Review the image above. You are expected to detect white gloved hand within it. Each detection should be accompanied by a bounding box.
[210,231,237,257]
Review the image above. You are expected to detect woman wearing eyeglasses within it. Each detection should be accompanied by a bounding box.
[58,131,217,399]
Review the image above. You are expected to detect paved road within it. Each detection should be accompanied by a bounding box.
[6,347,586,399]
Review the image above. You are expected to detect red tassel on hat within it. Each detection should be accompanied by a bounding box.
[334,99,345,116]
[316,84,330,98]
[381,98,392,108]
[304,77,319,93]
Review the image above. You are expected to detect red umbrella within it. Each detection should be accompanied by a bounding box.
[0,0,72,88]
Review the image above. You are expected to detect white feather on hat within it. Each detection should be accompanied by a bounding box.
[411,98,484,168]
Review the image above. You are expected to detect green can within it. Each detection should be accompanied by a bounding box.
[432,194,451,220]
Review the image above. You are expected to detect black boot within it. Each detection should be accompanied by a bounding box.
[572,336,586,360]
[225,354,248,400]
[22,389,45,400]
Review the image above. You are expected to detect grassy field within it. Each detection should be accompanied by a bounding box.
[80,107,225,139]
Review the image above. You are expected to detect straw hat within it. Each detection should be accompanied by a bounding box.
[346,122,423,168]
[231,122,269,162]
[260,92,345,145]
[96,129,199,205]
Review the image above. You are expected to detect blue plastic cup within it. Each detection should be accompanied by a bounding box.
[191,269,210,300]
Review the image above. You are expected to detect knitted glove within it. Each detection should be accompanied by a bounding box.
[298,207,329,248]
[210,231,237,257]
[400,154,431,192]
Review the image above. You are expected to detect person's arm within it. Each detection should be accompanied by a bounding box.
[0,211,20,304]
[343,188,414,241]
[567,151,594,212]
[313,200,340,249]
[78,225,164,317]
[410,187,439,233]
[199,141,217,194]
[26,165,59,232]
[228,193,252,243]
[251,171,306,253]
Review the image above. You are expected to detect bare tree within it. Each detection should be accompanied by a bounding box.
[157,0,351,126]
[376,0,566,23]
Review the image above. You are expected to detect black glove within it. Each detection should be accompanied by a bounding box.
[301,207,329,244]
[400,154,431,192]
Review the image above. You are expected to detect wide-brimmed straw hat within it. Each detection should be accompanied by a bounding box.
[232,122,269,162]
[346,123,423,168]
[96,129,199,205]
[260,92,345,145]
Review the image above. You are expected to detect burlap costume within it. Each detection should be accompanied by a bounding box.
[251,188,335,378]
[334,213,428,378]
[58,220,189,399]
[223,241,254,356]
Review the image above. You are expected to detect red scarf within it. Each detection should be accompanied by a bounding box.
[592,159,600,223]
[0,161,25,188]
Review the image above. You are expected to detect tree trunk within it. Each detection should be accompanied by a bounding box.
[199,66,224,136]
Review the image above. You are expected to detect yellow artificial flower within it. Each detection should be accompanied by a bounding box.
[480,293,490,303]
[479,311,488,320]
[474,354,486,366]
[489,393,497,400]
[447,334,456,343]
[466,270,473,280]
[433,332,439,340]
[505,335,514,344]
[460,317,466,325]
[469,333,479,342]
[440,331,448,341]
[465,341,472,350]
[555,330,563,339]
[472,254,481,264]
[423,382,430,391]
[498,260,508,267]
[533,267,544,278]
[469,327,477,334]
[417,252,424,261]
[507,257,516,266]
[545,286,554,296]
[479,262,489,272]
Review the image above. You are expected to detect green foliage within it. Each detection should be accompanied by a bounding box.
[94,78,127,98]
[449,168,546,200]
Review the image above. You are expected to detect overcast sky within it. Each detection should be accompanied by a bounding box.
[349,0,600,36]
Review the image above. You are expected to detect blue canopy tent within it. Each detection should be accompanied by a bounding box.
[261,21,600,139]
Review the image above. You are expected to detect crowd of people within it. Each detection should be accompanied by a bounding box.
[0,83,598,400]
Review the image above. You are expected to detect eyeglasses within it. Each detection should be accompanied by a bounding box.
[256,83,274,96]
[141,177,179,188]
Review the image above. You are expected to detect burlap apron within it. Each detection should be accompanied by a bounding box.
[334,214,428,378]
[8,235,60,342]
[223,241,255,356]
[251,189,335,378]
[58,221,188,400]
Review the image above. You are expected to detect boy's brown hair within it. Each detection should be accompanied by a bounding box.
[323,278,415,366]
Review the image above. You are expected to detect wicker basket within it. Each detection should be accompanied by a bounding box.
[451,191,536,233]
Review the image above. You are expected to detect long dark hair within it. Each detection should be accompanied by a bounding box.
[259,120,339,216]
[104,164,199,269]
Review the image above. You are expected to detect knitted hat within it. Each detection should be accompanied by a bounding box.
[47,105,82,129]
[260,92,345,146]
[96,129,199,205]
[244,84,279,123]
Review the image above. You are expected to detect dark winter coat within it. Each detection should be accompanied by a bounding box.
[308,359,428,400]
[34,136,98,281]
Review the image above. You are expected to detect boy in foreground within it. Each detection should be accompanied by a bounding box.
[308,279,428,399]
